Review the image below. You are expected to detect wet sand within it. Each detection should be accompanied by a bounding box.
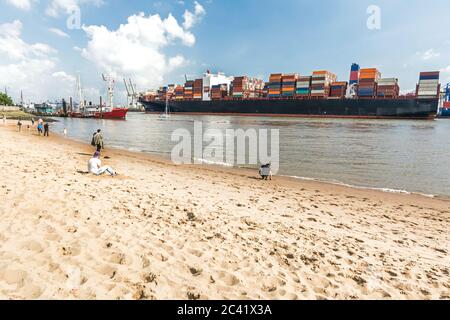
[0,121,449,300]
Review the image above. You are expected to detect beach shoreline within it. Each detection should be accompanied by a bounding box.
[0,121,449,300]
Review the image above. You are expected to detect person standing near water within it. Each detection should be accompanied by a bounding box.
[2,114,5,125]
[17,120,22,132]
[37,122,43,136]
[44,122,49,137]
[93,129,104,152]
[63,128,67,137]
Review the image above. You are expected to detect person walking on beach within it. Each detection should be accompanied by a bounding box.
[17,120,22,132]
[2,114,5,125]
[93,129,104,152]
[63,128,67,137]
[88,151,116,176]
[44,122,49,137]
[37,122,43,136]
[31,118,35,126]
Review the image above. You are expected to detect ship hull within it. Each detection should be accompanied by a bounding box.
[94,108,129,119]
[439,108,450,118]
[141,99,438,119]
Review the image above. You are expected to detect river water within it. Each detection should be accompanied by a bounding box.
[51,113,450,198]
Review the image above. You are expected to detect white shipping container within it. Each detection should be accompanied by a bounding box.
[419,79,439,85]
[311,90,325,94]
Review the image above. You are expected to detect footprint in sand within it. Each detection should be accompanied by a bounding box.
[217,271,240,286]
[21,240,44,253]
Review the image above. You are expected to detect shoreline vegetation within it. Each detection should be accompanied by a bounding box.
[0,109,57,122]
[0,120,449,300]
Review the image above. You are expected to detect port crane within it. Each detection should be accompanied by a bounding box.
[124,78,141,110]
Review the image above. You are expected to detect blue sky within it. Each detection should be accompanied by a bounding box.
[1,0,450,103]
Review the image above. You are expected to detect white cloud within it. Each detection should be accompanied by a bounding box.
[4,0,33,11]
[419,48,440,61]
[49,28,70,38]
[46,0,104,17]
[80,10,202,89]
[183,1,206,29]
[0,20,75,102]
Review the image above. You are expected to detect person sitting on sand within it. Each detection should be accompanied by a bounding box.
[88,151,116,176]
[259,163,273,180]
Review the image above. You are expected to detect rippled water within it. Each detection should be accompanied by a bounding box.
[51,113,450,198]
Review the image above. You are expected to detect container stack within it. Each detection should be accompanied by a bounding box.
[377,78,399,98]
[295,76,311,98]
[249,78,265,98]
[184,80,194,100]
[232,76,248,98]
[157,87,167,101]
[193,79,203,100]
[211,84,228,100]
[349,63,360,86]
[281,74,298,97]
[416,71,440,99]
[329,81,348,99]
[268,74,282,97]
[174,85,184,100]
[311,71,337,98]
[358,68,381,98]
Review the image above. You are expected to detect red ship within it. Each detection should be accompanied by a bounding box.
[94,107,129,119]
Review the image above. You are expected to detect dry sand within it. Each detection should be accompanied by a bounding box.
[0,121,449,300]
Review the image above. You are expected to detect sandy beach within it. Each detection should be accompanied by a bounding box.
[0,121,449,300]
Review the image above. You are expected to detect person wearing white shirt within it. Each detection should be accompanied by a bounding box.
[88,151,116,176]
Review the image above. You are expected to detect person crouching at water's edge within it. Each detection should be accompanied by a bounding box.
[88,151,116,176]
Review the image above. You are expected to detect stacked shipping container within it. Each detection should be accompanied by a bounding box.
[281,74,298,97]
[329,81,348,99]
[349,63,360,86]
[211,84,228,100]
[358,68,381,98]
[184,80,194,100]
[232,76,248,98]
[194,79,203,100]
[377,78,399,98]
[268,74,282,97]
[416,71,440,99]
[311,71,337,98]
[175,85,184,100]
[296,76,311,97]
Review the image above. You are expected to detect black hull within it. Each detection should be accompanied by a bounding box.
[141,98,438,119]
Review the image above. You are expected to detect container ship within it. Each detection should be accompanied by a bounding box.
[140,64,440,119]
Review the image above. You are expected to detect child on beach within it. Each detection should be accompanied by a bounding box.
[37,123,43,136]
[88,151,116,176]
